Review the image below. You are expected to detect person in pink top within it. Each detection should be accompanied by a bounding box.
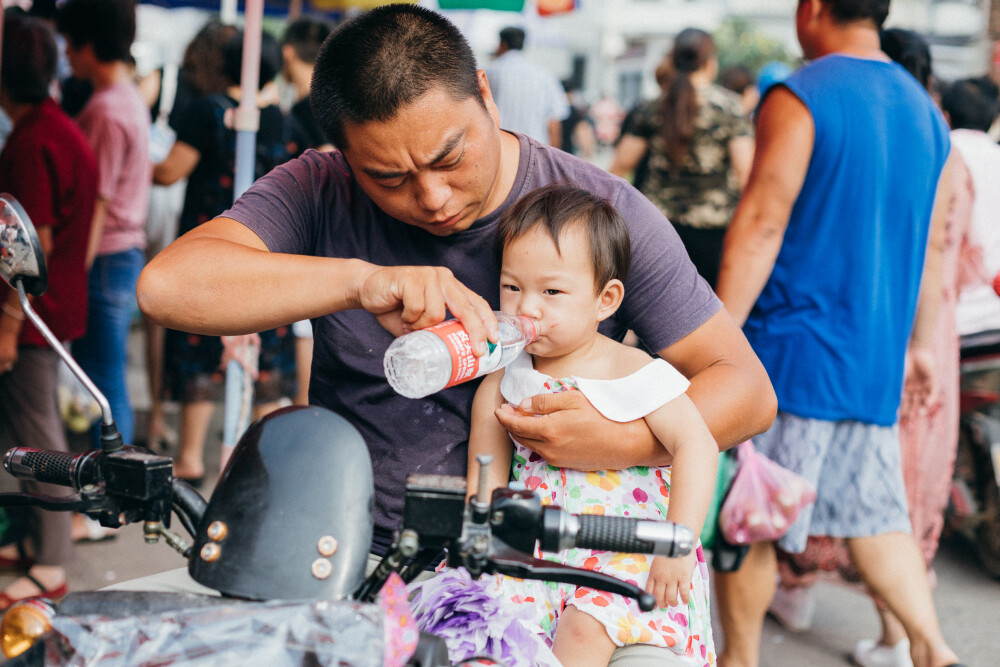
[56,0,150,449]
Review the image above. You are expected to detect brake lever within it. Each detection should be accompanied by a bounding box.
[487,538,658,612]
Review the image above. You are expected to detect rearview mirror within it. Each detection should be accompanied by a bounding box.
[0,193,47,296]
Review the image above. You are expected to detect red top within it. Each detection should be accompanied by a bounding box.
[0,98,98,346]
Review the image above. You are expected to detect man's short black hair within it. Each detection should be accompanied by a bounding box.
[56,0,135,63]
[223,30,282,91]
[499,26,525,51]
[819,0,891,29]
[942,77,1000,132]
[495,183,631,292]
[310,4,483,150]
[283,16,333,65]
[1,13,58,105]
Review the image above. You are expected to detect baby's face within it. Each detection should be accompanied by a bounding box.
[500,225,603,359]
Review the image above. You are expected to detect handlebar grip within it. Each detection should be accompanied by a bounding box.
[4,448,102,488]
[576,515,652,553]
[575,515,693,558]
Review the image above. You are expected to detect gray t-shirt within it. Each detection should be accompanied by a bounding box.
[224,133,720,551]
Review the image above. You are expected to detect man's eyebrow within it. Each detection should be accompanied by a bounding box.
[361,132,465,181]
[429,132,464,165]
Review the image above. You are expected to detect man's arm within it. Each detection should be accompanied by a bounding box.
[85,198,108,270]
[715,87,814,326]
[137,217,499,349]
[607,135,649,179]
[547,119,562,150]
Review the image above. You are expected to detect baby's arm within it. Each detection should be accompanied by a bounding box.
[643,393,719,607]
[467,370,514,502]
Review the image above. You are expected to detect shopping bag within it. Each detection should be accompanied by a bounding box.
[718,440,817,545]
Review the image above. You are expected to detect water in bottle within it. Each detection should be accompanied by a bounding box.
[383,313,537,398]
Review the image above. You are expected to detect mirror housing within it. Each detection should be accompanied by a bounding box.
[0,193,47,296]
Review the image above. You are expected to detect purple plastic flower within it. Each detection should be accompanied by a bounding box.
[408,570,557,667]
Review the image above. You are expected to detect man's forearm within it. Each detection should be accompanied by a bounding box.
[685,352,776,451]
[138,220,375,334]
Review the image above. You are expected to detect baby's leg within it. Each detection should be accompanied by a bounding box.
[551,606,617,667]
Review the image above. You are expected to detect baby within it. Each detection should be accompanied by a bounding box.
[468,183,719,666]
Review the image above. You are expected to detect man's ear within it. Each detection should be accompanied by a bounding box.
[477,69,501,128]
[597,279,625,322]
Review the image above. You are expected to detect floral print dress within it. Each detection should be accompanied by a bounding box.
[487,353,716,665]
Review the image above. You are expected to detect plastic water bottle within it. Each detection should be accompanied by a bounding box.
[384,313,537,398]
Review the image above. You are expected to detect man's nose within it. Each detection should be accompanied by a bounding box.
[414,173,451,212]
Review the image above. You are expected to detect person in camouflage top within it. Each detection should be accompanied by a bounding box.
[611,29,754,287]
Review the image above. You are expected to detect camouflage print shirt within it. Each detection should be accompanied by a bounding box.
[628,83,753,229]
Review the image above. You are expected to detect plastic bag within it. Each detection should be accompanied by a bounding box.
[56,347,102,433]
[718,440,817,545]
[46,575,419,667]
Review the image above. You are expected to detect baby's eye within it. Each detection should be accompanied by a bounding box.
[502,284,520,292]
[544,289,562,296]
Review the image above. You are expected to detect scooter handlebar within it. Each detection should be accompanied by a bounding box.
[539,506,694,558]
[4,447,102,489]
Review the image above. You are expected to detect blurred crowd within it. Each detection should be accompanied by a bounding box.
[0,1,999,666]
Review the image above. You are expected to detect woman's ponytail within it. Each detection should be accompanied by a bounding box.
[660,28,715,168]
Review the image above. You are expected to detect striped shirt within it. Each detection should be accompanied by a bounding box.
[484,50,570,145]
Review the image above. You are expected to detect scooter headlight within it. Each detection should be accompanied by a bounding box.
[0,598,54,658]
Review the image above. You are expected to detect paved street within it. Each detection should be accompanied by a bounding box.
[0,325,997,665]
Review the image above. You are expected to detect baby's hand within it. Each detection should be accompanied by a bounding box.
[646,553,696,608]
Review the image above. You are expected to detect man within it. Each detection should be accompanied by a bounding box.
[483,26,569,148]
[0,12,98,608]
[713,2,960,666]
[56,0,151,449]
[139,8,774,660]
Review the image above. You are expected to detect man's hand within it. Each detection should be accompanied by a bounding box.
[493,391,670,471]
[356,265,498,354]
[901,345,938,422]
[646,553,695,608]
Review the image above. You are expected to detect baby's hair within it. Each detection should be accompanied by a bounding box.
[495,183,631,292]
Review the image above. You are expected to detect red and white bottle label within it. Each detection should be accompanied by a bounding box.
[425,320,502,388]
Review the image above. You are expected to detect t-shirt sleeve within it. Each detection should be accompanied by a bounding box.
[612,183,722,353]
[221,153,335,255]
[82,112,129,202]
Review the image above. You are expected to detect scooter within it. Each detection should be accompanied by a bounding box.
[0,194,694,665]
[947,329,1000,578]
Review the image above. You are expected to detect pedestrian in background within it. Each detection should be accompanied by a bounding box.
[484,26,570,148]
[57,0,151,451]
[152,29,294,485]
[948,77,1000,337]
[282,15,335,157]
[769,30,973,667]
[0,13,98,608]
[712,1,959,666]
[609,28,753,288]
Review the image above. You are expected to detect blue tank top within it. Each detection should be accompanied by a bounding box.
[744,55,949,426]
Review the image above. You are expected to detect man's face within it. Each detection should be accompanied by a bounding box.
[340,76,505,236]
